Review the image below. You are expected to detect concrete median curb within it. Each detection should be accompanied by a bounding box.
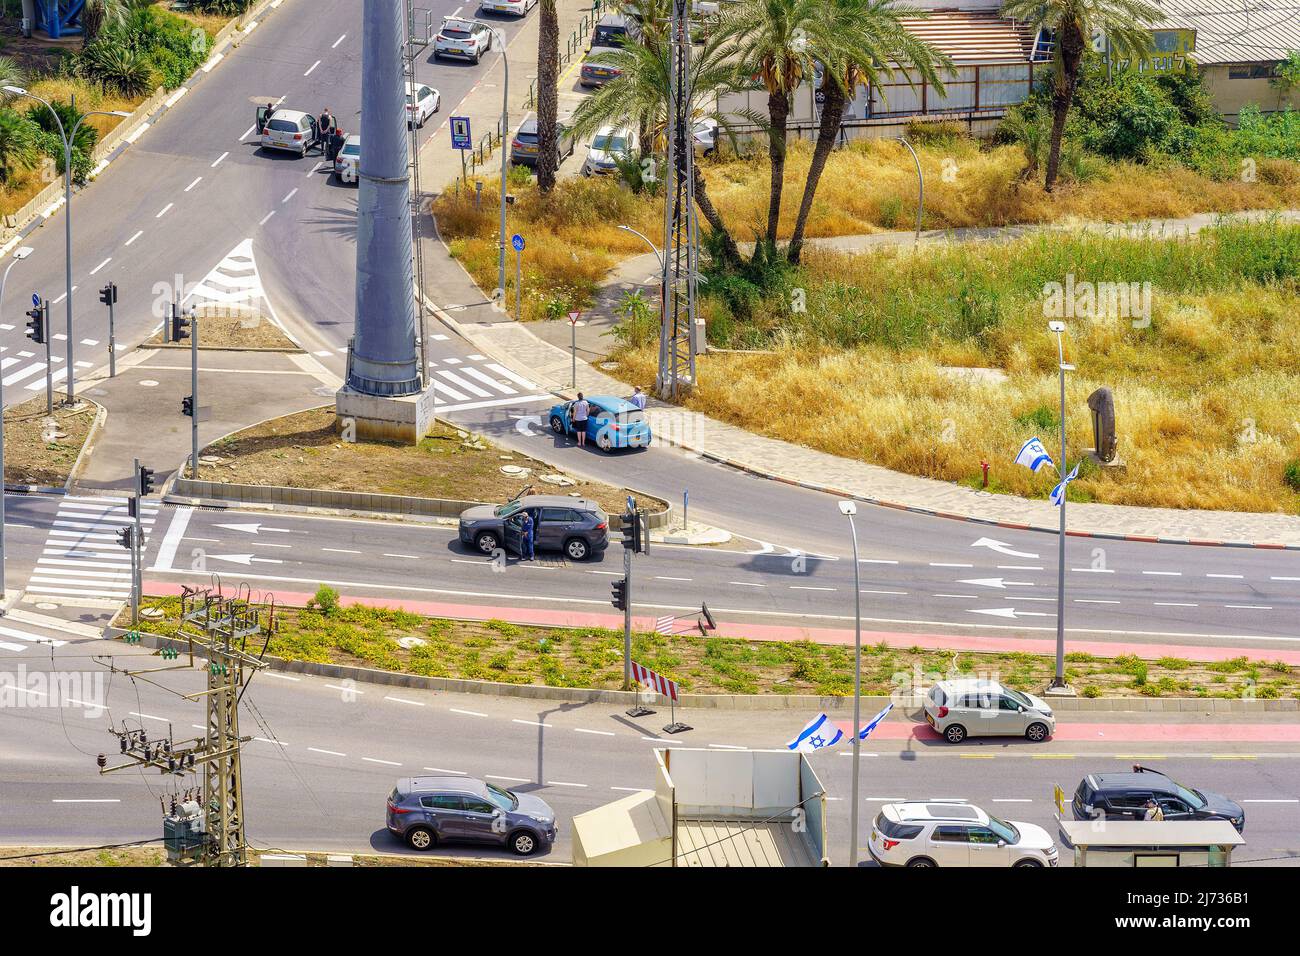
[107,626,1297,714]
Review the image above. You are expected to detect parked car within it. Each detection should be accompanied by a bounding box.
[511,112,576,167]
[591,11,632,48]
[868,802,1059,868]
[459,494,610,561]
[479,0,535,16]
[333,134,360,183]
[923,678,1056,743]
[580,45,625,88]
[434,18,493,62]
[582,126,637,176]
[549,395,652,451]
[386,776,556,855]
[258,107,319,157]
[406,82,441,127]
[1072,766,1245,832]
[693,117,718,157]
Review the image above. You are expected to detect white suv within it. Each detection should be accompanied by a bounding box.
[869,802,1059,868]
[434,18,493,63]
[924,678,1056,744]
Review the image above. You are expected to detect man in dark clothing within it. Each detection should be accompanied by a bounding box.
[327,128,346,165]
[318,108,335,154]
[519,511,536,561]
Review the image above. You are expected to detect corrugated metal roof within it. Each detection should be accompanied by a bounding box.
[900,8,1038,63]
[1153,0,1300,65]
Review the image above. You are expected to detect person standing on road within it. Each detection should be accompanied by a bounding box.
[519,510,536,561]
[630,386,646,410]
[327,127,345,165]
[318,107,335,155]
[572,393,590,447]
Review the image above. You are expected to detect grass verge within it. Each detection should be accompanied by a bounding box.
[127,593,1297,699]
[2,397,96,487]
[144,313,297,350]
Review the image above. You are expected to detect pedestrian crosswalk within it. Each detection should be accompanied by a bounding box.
[184,237,275,319]
[422,354,550,411]
[26,496,158,601]
[0,621,67,653]
[0,347,93,394]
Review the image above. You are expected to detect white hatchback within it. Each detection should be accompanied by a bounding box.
[479,0,535,16]
[869,802,1059,868]
[260,108,319,157]
[407,83,441,128]
[924,677,1056,744]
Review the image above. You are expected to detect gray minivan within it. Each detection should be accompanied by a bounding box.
[387,776,557,855]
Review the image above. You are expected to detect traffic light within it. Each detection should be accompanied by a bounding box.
[117,526,134,551]
[137,464,155,497]
[611,577,627,611]
[98,283,117,307]
[25,305,44,345]
[181,395,194,418]
[171,306,191,343]
[621,510,648,554]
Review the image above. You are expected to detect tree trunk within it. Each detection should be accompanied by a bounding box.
[82,1,104,48]
[536,0,560,193]
[764,88,790,250]
[693,163,740,266]
[787,81,845,264]
[1044,24,1086,193]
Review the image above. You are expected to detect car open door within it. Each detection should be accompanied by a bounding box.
[256,105,271,135]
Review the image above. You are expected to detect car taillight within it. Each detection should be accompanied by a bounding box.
[881,838,899,851]
[466,38,477,45]
[595,522,607,530]
[387,801,412,815]
[512,140,522,149]
[936,706,948,718]
[292,133,302,140]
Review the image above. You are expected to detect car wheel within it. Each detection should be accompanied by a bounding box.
[944,723,967,744]
[476,531,500,554]
[550,415,566,434]
[1014,859,1044,868]
[565,537,590,561]
[1025,722,1050,743]
[405,826,436,851]
[509,829,539,855]
[474,52,481,65]
[906,857,936,868]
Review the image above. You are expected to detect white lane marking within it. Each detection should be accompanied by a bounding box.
[383,553,419,559]
[307,747,346,757]
[865,797,908,801]
[791,585,836,591]
[362,757,402,766]
[1271,576,1300,582]
[728,581,766,588]
[53,799,120,804]
[240,124,255,140]
[259,210,275,226]
[129,711,169,723]
[124,230,144,246]
[1154,602,1198,607]
[383,695,424,706]
[709,743,746,750]
[424,767,467,775]
[304,59,321,76]
[89,257,111,275]
[253,737,287,746]
[487,775,531,783]
[1142,570,1182,576]
[184,176,202,192]
[211,151,228,168]
[282,187,298,203]
[611,786,649,792]
[546,781,588,788]
[861,589,908,595]
[1072,567,1114,573]
[1208,573,1245,579]
[998,565,1043,570]
[1075,599,1121,605]
[574,728,616,736]
[332,33,347,48]
[155,203,173,218]
[991,798,1033,803]
[322,548,362,554]
[930,562,972,568]
[307,161,323,177]
[934,593,977,599]
[262,672,300,682]
[1240,799,1300,803]
[512,719,552,728]
[450,708,487,717]
[151,506,193,572]
[324,683,363,694]
[655,576,692,581]
[585,569,621,576]
[1225,604,1272,610]
[859,559,898,565]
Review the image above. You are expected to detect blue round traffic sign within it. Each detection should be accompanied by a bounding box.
[31,293,40,307]
[511,234,525,252]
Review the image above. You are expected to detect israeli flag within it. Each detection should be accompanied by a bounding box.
[857,703,894,740]
[787,713,844,753]
[1050,462,1080,507]
[1014,437,1055,473]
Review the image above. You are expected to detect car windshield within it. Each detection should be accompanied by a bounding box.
[516,132,538,144]
[1167,778,1207,809]
[593,133,627,153]
[986,815,1019,844]
[486,783,518,811]
[1004,687,1034,708]
[340,143,359,156]
[494,501,524,518]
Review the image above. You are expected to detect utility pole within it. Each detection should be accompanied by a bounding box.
[96,584,272,866]
[1048,321,1073,692]
[99,282,117,377]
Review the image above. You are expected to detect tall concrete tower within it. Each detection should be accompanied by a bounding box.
[348,0,420,397]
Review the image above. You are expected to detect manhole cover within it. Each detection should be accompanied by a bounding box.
[396,636,427,649]
[500,465,529,477]
[138,380,159,387]
[142,607,164,620]
[200,456,223,465]
[36,602,58,610]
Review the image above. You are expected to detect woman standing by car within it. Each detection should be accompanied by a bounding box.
[572,393,590,447]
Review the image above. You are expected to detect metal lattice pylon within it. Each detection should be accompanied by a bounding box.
[657,0,699,400]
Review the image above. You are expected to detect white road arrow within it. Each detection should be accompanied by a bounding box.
[214,523,292,535]
[968,607,1052,619]
[513,414,544,437]
[971,537,1039,559]
[959,577,1035,590]
[209,554,284,566]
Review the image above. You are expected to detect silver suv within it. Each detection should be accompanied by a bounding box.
[924,678,1056,743]
[386,776,557,855]
[459,494,610,561]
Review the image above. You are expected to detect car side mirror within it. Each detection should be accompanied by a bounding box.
[997,840,1006,848]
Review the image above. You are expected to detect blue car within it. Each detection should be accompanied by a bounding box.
[549,395,652,451]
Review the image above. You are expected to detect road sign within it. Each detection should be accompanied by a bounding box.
[512,233,525,252]
[1053,784,1066,816]
[568,310,581,324]
[31,293,39,307]
[450,116,472,150]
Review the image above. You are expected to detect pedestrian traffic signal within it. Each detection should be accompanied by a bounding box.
[611,577,627,611]
[181,395,194,417]
[98,283,117,306]
[117,526,134,551]
[25,305,44,344]
[137,464,155,497]
[171,306,191,343]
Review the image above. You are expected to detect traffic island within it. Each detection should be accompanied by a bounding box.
[2,397,100,490]
[143,313,300,351]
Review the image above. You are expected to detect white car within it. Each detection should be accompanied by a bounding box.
[869,802,1059,868]
[334,134,360,184]
[406,83,441,128]
[693,117,718,157]
[479,0,535,16]
[434,18,493,63]
[923,677,1056,744]
[259,108,319,157]
[582,125,636,176]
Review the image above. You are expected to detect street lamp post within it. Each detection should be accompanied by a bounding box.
[839,499,862,867]
[3,87,128,405]
[475,23,510,299]
[0,245,35,604]
[895,136,923,242]
[1048,321,1073,690]
[617,224,666,328]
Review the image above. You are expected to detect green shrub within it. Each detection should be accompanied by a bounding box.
[309,585,340,615]
[1082,685,1101,698]
[1284,459,1300,492]
[78,42,153,97]
[0,108,41,184]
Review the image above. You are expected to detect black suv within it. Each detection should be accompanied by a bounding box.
[1072,766,1245,832]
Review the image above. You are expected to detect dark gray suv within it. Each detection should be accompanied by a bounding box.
[458,494,609,560]
[387,776,557,855]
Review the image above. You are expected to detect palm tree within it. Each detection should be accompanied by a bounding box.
[1000,0,1159,191]
[0,109,41,185]
[81,0,130,49]
[569,28,745,265]
[0,56,28,99]
[536,0,561,192]
[716,0,829,251]
[787,0,948,263]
